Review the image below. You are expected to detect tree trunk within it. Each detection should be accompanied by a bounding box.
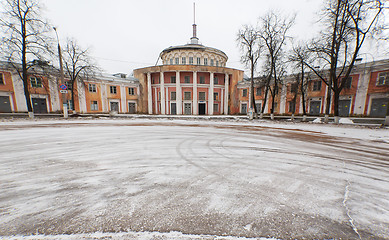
[22,28,33,118]
[324,79,332,123]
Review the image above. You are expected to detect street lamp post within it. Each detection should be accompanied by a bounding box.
[53,27,68,118]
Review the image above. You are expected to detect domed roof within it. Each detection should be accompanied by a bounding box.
[160,43,228,60]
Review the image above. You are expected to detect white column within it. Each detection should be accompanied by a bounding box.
[166,87,169,114]
[147,72,152,114]
[160,72,165,114]
[221,89,224,115]
[176,71,182,114]
[120,85,126,113]
[224,73,229,115]
[154,87,158,114]
[193,71,198,115]
[280,83,287,114]
[101,83,107,112]
[209,72,214,115]
[354,69,371,115]
[248,81,252,111]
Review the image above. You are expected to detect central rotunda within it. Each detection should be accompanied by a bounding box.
[134,20,243,115]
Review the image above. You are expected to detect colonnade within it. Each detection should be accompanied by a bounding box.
[147,71,229,115]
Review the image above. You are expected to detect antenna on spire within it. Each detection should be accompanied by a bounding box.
[190,2,199,44]
[194,2,196,24]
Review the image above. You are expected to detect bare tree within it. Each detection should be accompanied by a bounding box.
[237,24,262,117]
[289,43,311,120]
[0,0,52,118]
[305,0,386,123]
[257,10,295,119]
[62,38,98,112]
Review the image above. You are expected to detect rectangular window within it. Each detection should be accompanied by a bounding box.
[175,58,179,65]
[89,84,96,93]
[65,81,72,90]
[291,83,298,93]
[377,72,389,85]
[312,81,322,91]
[110,86,117,94]
[197,57,201,65]
[128,87,135,95]
[184,76,190,83]
[216,61,219,67]
[204,58,208,66]
[214,92,218,101]
[182,57,186,65]
[170,59,173,65]
[189,57,193,65]
[171,91,176,100]
[242,89,248,97]
[30,77,42,88]
[0,73,5,85]
[199,76,205,84]
[213,103,218,112]
[289,101,296,113]
[158,92,161,100]
[210,59,214,66]
[171,76,176,83]
[199,92,206,100]
[91,101,98,111]
[214,77,218,85]
[342,77,352,89]
[256,87,261,96]
[184,92,191,100]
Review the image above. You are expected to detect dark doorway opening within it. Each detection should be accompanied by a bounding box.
[171,103,176,115]
[0,96,12,113]
[32,98,47,113]
[199,103,206,115]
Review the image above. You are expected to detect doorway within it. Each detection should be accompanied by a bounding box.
[0,96,12,113]
[370,98,388,117]
[110,102,119,112]
[32,98,47,113]
[339,100,351,117]
[128,102,136,114]
[198,103,206,115]
[184,103,191,115]
[171,103,176,115]
[309,101,321,115]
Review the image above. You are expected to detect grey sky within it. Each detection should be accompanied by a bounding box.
[40,0,325,74]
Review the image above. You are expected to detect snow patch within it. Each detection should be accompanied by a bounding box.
[339,118,354,124]
[0,231,276,240]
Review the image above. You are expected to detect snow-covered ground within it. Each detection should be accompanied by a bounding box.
[0,118,388,239]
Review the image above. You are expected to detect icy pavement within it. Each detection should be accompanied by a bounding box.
[0,118,388,239]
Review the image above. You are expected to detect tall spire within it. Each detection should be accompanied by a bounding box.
[190,2,199,44]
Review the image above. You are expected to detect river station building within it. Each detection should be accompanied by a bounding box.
[134,23,244,115]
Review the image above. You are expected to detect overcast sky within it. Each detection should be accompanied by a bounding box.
[40,0,331,75]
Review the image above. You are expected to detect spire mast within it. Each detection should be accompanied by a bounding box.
[191,2,199,44]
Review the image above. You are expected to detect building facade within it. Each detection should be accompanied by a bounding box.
[237,59,389,117]
[133,24,244,115]
[0,61,140,114]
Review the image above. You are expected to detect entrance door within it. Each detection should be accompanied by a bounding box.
[128,102,136,114]
[309,101,321,115]
[0,96,12,113]
[370,98,388,117]
[184,103,191,115]
[198,103,206,115]
[110,102,119,112]
[241,103,247,114]
[171,103,176,115]
[339,100,351,117]
[32,98,47,113]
